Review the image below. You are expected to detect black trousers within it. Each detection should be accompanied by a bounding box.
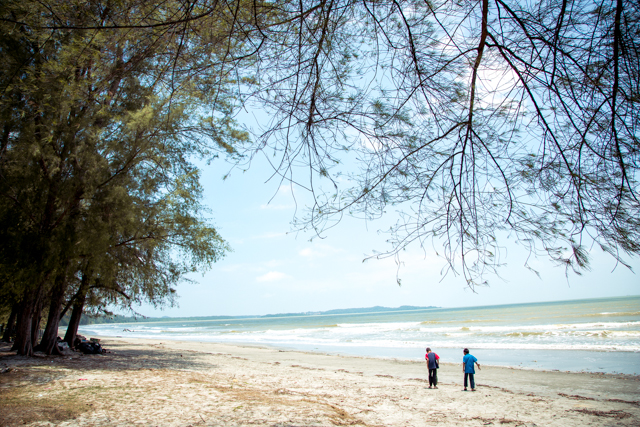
[464,373,475,389]
[428,368,438,386]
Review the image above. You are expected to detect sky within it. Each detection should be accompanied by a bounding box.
[134,148,640,318]
[131,27,640,319]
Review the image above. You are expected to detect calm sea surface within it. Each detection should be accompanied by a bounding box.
[79,296,640,375]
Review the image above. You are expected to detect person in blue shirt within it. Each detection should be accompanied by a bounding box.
[462,348,480,391]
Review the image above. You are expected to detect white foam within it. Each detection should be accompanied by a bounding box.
[78,301,640,357]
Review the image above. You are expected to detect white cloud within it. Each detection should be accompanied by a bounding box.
[277,184,296,196]
[259,203,296,210]
[256,271,291,282]
[299,244,345,259]
[218,264,246,273]
[257,184,300,210]
[263,259,286,268]
[299,248,316,257]
[252,231,287,239]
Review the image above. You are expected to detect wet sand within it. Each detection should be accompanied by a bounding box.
[1,338,639,426]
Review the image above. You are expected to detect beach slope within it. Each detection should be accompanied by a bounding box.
[1,338,639,426]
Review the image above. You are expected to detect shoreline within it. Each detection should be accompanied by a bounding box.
[2,337,640,426]
[78,328,640,375]
[220,341,640,375]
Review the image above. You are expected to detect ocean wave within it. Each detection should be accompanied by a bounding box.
[418,321,640,334]
[573,311,640,318]
[84,320,640,340]
[505,332,547,337]
[419,319,503,325]
[323,321,640,336]
[78,299,640,358]
[336,321,422,330]
[82,328,640,352]
[503,330,640,338]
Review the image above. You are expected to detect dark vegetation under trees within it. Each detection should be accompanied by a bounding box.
[1,0,638,355]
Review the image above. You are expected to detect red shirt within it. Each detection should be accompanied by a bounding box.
[426,352,440,369]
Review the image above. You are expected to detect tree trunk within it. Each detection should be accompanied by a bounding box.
[30,298,44,351]
[1,304,17,342]
[37,271,68,355]
[12,285,41,356]
[12,306,32,355]
[63,292,87,348]
[63,265,92,348]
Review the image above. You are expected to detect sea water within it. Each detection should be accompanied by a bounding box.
[79,296,640,375]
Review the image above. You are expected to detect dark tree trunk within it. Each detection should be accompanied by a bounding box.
[12,285,42,356]
[12,306,32,355]
[63,293,87,348]
[64,276,91,347]
[64,265,92,347]
[1,304,17,342]
[37,271,68,355]
[30,298,44,350]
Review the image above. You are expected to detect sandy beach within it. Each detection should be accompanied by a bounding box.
[1,338,639,426]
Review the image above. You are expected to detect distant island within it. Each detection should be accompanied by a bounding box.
[262,305,439,317]
[65,305,439,326]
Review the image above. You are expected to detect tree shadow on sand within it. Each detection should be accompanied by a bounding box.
[0,340,220,375]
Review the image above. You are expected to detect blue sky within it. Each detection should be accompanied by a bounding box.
[136,150,640,317]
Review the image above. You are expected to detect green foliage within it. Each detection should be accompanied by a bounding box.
[0,0,251,346]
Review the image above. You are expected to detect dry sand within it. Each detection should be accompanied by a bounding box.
[1,338,639,426]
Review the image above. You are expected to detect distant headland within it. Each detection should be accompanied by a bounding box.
[262,305,439,317]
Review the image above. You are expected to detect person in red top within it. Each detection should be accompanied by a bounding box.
[425,347,440,388]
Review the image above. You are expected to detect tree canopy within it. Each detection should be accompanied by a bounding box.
[0,0,638,354]
[0,0,244,354]
[237,0,639,285]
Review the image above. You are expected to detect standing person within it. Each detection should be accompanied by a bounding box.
[425,347,440,389]
[462,348,480,391]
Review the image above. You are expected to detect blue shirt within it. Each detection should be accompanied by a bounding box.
[463,354,477,373]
